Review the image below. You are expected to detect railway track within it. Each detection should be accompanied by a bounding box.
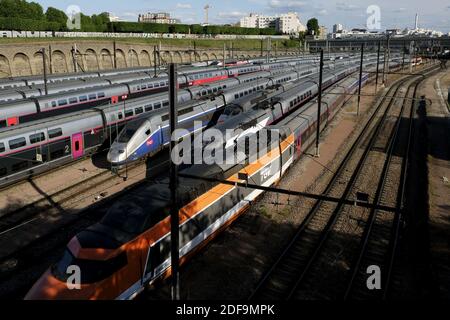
[249,66,438,300]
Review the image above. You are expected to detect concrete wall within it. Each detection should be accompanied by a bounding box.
[0,40,298,77]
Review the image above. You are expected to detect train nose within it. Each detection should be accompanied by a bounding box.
[107,143,127,165]
[24,270,69,300]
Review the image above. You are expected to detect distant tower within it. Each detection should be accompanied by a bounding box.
[415,13,419,30]
[204,5,210,26]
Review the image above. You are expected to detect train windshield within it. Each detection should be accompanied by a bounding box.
[51,249,127,284]
[117,118,147,143]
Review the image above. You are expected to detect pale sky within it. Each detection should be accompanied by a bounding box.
[34,0,450,32]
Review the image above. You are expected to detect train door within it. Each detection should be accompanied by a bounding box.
[71,132,84,159]
[7,117,18,127]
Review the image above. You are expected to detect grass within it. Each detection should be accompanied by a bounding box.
[258,205,271,219]
[0,37,303,51]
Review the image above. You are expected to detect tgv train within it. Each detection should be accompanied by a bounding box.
[25,71,371,300]
[0,68,308,188]
[0,59,316,128]
[107,60,374,166]
[0,66,169,90]
[0,58,332,103]
[0,63,236,90]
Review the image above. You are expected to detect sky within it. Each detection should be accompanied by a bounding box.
[35,0,450,32]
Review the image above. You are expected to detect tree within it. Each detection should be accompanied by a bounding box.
[25,1,44,20]
[307,18,319,36]
[45,7,67,25]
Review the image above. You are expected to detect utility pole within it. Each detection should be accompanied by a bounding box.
[113,41,117,69]
[41,47,48,95]
[168,63,180,301]
[153,45,157,77]
[402,41,406,70]
[72,44,78,73]
[409,41,414,73]
[48,45,53,74]
[357,43,364,116]
[383,35,390,85]
[223,43,226,68]
[315,49,324,158]
[260,39,263,58]
[375,41,381,93]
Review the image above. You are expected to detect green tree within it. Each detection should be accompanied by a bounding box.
[0,0,43,19]
[307,18,319,36]
[45,7,67,25]
[25,1,44,20]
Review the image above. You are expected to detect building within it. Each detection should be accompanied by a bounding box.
[138,12,180,24]
[240,13,275,29]
[240,12,306,35]
[318,26,328,39]
[333,24,343,33]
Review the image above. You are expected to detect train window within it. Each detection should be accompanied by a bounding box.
[0,120,6,128]
[9,137,26,150]
[159,82,165,87]
[69,97,78,104]
[29,133,45,144]
[135,107,143,115]
[75,141,80,151]
[48,128,62,139]
[162,114,169,121]
[12,161,28,172]
[145,129,151,135]
[239,92,244,98]
[163,101,169,107]
[125,110,134,118]
[154,83,160,88]
[0,142,4,152]
[89,93,97,100]
[141,84,147,90]
[179,107,193,116]
[51,101,57,108]
[144,105,153,112]
[51,249,127,284]
[147,83,153,89]
[154,102,161,109]
[58,99,68,106]
[235,94,239,99]
[0,167,6,177]
[79,95,88,102]
[118,112,123,120]
[98,92,105,98]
